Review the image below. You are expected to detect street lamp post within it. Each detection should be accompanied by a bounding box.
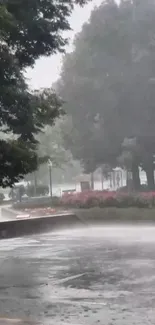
[48,159,53,198]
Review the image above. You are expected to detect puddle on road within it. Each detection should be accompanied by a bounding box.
[0,225,155,325]
[49,224,155,244]
[1,224,155,250]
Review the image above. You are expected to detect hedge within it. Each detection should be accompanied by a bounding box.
[12,191,155,210]
[57,191,155,208]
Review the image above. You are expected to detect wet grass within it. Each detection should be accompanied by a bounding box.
[75,207,155,224]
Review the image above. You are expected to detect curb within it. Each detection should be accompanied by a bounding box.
[1,207,20,220]
[0,213,85,240]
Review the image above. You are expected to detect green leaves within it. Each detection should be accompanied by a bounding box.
[0,0,90,186]
[0,139,38,187]
[2,0,91,68]
[31,88,64,132]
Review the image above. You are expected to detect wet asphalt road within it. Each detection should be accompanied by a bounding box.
[0,225,155,324]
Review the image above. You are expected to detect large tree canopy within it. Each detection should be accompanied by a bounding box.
[1,0,91,68]
[58,0,155,189]
[0,0,91,186]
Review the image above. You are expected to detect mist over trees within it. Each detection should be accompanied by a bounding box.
[0,0,91,186]
[33,118,82,184]
[57,0,155,190]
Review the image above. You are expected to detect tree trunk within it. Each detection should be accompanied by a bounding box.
[131,163,140,191]
[145,162,155,190]
[101,167,104,190]
[90,172,94,190]
[34,172,37,196]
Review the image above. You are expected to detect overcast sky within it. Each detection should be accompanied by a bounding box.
[26,0,102,89]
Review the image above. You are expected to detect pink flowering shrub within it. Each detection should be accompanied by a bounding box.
[58,191,155,208]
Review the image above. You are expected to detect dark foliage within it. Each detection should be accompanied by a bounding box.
[0,0,90,186]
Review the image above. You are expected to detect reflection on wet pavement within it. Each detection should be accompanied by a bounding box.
[0,226,155,324]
